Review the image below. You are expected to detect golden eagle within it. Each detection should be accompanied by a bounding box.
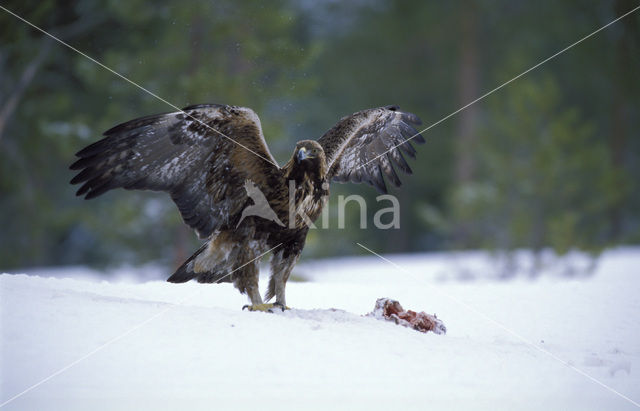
[70,104,424,310]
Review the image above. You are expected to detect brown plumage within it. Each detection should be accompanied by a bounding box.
[70,104,424,308]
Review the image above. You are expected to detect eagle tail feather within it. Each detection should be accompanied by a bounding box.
[167,242,234,284]
[167,243,208,283]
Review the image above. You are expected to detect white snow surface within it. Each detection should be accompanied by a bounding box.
[1,248,640,410]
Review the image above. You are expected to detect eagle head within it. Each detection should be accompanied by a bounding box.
[287,140,327,181]
[295,140,324,164]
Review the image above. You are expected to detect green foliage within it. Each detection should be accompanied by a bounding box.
[451,74,627,255]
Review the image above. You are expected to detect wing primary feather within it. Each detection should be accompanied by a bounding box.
[399,111,422,125]
[371,164,387,194]
[382,154,402,187]
[84,180,115,199]
[69,154,111,171]
[389,149,412,175]
[73,140,108,160]
[398,122,426,144]
[398,141,417,158]
[70,166,100,184]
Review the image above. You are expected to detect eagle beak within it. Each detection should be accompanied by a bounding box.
[296,147,308,164]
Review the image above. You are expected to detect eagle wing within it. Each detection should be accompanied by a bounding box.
[70,104,278,238]
[317,106,425,194]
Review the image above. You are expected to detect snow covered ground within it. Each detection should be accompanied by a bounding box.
[1,248,639,410]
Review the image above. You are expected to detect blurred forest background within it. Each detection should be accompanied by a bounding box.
[1,0,639,274]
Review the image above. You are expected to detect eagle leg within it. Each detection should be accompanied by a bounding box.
[265,250,300,307]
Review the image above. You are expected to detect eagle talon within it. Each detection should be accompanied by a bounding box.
[273,302,288,311]
[243,303,289,312]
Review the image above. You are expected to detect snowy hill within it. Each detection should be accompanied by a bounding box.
[1,249,639,410]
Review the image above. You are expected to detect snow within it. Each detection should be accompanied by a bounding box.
[2,248,640,410]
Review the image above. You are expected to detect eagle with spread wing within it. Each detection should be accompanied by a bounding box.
[70,104,424,311]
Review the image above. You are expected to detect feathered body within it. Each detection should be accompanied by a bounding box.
[70,104,424,307]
